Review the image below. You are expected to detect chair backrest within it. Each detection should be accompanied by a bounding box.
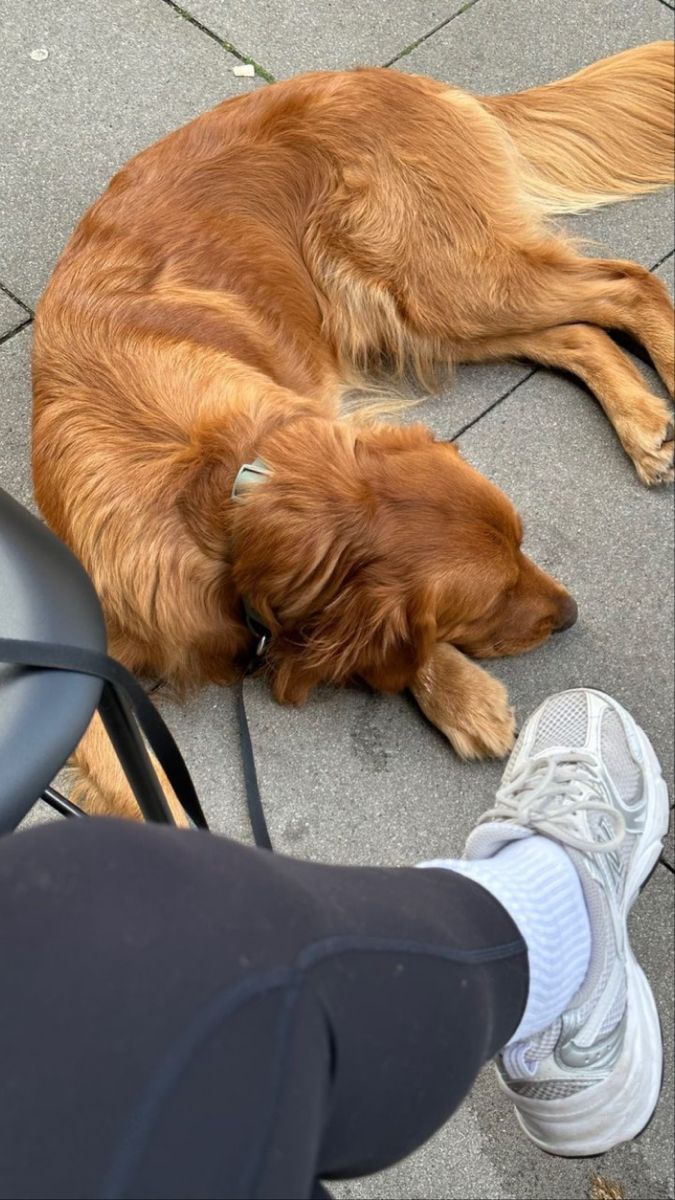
[0,488,105,831]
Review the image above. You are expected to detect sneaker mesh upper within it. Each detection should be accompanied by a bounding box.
[600,708,643,806]
[532,691,589,752]
[509,1080,589,1099]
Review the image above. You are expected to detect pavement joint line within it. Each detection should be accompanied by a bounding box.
[382,0,482,68]
[158,0,276,82]
[450,367,538,441]
[660,858,675,876]
[655,0,675,11]
[0,280,33,317]
[0,316,33,349]
[651,247,675,271]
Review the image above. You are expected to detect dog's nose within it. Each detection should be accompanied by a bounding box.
[553,594,578,633]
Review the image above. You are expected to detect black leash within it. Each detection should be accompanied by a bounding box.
[229,460,275,850]
[236,674,273,851]
[0,638,208,830]
[137,663,272,850]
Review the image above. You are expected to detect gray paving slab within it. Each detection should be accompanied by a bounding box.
[0,0,258,306]
[0,327,34,510]
[180,0,469,79]
[396,361,533,440]
[398,0,675,90]
[155,682,251,842]
[399,0,675,267]
[655,249,675,299]
[663,821,674,869]
[0,290,28,339]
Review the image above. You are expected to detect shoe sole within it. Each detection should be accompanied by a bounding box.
[502,693,670,1157]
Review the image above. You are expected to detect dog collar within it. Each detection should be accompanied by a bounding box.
[231,458,272,496]
[231,459,273,657]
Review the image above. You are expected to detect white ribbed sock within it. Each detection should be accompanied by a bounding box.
[421,835,591,1044]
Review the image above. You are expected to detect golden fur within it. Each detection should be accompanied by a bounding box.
[32,43,674,818]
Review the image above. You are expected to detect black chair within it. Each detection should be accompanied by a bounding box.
[0,487,203,833]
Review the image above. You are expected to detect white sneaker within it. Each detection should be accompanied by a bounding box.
[463,688,670,1157]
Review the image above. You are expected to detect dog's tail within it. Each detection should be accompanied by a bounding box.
[481,41,674,216]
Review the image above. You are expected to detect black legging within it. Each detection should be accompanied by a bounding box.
[0,820,528,1200]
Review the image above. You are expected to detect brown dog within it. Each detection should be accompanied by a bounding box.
[32,44,674,819]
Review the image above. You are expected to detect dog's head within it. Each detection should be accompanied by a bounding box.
[231,419,576,702]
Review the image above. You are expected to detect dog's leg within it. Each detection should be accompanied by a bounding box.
[69,709,189,826]
[411,643,515,759]
[564,259,674,399]
[508,256,675,399]
[458,323,674,485]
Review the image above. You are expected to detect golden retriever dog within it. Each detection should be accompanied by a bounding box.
[32,43,674,820]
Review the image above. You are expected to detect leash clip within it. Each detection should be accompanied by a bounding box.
[243,601,271,661]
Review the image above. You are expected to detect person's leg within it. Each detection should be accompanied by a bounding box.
[0,688,667,1196]
[0,816,527,1200]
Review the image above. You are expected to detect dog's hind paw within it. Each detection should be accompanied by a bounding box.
[625,414,674,486]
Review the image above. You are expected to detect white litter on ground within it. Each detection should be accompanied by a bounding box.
[232,63,255,77]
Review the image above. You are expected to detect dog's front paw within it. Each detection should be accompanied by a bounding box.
[442,673,516,760]
[411,644,515,760]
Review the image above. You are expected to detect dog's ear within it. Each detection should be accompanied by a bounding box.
[270,582,437,704]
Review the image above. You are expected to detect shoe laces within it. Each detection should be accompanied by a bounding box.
[481,751,626,854]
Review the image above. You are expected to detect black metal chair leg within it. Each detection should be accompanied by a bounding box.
[98,682,176,825]
[41,786,87,819]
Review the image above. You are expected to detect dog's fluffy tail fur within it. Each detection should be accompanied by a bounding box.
[481,41,675,215]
